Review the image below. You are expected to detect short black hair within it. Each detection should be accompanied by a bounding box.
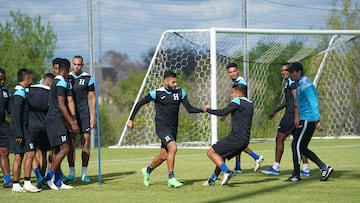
[226,63,238,69]
[0,68,5,75]
[280,62,290,67]
[288,62,304,73]
[17,68,32,82]
[233,83,247,95]
[44,72,55,80]
[52,57,63,66]
[59,58,71,72]
[164,70,177,79]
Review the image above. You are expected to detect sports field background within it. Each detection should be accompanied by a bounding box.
[1,138,359,202]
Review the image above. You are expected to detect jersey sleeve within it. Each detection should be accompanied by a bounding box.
[88,77,95,92]
[129,94,153,121]
[207,101,238,116]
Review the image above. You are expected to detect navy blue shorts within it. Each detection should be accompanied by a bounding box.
[9,127,25,154]
[278,113,296,135]
[0,123,9,148]
[156,125,177,149]
[45,116,68,147]
[212,134,249,160]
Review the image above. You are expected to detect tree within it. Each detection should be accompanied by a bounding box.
[327,0,360,29]
[0,10,56,88]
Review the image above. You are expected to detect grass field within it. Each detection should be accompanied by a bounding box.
[1,139,360,203]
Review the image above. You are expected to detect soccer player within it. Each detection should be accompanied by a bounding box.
[226,63,263,173]
[285,62,333,182]
[0,68,11,188]
[25,73,54,189]
[64,55,96,183]
[9,68,35,192]
[261,62,310,176]
[44,58,80,190]
[203,84,253,186]
[127,70,204,188]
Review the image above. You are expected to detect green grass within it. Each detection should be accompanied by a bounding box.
[1,139,360,203]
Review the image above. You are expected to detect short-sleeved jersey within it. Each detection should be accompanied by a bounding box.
[9,85,28,138]
[47,75,71,119]
[207,97,253,140]
[130,87,202,128]
[232,75,247,86]
[0,87,10,124]
[284,77,296,114]
[67,71,94,114]
[27,84,50,131]
[297,76,320,121]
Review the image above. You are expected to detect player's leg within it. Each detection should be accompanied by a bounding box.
[166,141,183,188]
[23,150,41,192]
[234,153,242,174]
[244,147,264,171]
[0,146,11,188]
[80,132,90,182]
[141,147,167,186]
[203,166,221,186]
[262,132,287,175]
[64,134,76,181]
[12,153,25,192]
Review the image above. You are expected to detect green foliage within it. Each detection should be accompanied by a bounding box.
[327,0,360,29]
[0,10,56,88]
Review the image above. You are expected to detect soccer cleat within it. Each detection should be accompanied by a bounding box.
[59,182,74,190]
[63,175,75,183]
[261,167,280,176]
[141,168,150,186]
[167,178,183,188]
[233,169,242,174]
[202,179,215,186]
[81,175,90,183]
[47,176,59,190]
[320,166,333,181]
[254,155,264,171]
[300,170,311,177]
[24,183,41,193]
[221,171,235,186]
[285,175,302,182]
[3,182,12,188]
[12,184,26,193]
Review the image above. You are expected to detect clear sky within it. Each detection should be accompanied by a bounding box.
[0,0,348,64]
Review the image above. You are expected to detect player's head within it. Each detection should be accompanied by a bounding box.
[0,68,6,87]
[226,63,239,80]
[42,72,55,87]
[72,55,84,75]
[52,57,62,75]
[231,84,247,98]
[17,68,33,87]
[280,62,290,79]
[59,58,71,78]
[287,62,304,81]
[163,70,178,91]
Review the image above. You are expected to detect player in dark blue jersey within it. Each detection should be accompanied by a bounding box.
[226,63,263,173]
[203,84,254,186]
[0,68,11,188]
[65,55,96,183]
[286,62,333,182]
[127,70,204,188]
[262,62,310,176]
[9,69,35,192]
[44,59,80,190]
[25,73,54,189]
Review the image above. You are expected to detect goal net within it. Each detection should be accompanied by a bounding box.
[113,28,360,148]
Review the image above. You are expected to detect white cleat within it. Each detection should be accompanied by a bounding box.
[12,183,26,193]
[254,155,264,171]
[24,183,41,192]
[47,177,59,190]
[59,181,74,190]
[221,171,235,186]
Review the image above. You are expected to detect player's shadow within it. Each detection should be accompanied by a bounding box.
[68,171,136,186]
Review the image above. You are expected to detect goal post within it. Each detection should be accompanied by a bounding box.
[112,28,360,148]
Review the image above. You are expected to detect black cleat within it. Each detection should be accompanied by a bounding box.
[285,175,302,182]
[320,166,333,181]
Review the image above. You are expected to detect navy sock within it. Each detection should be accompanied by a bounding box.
[33,168,43,181]
[219,163,230,173]
[45,169,54,181]
[146,166,153,174]
[235,160,241,170]
[55,171,63,187]
[249,151,259,160]
[210,173,217,181]
[168,171,174,179]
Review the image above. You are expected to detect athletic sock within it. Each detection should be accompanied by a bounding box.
[3,174,11,184]
[219,163,230,173]
[55,171,63,187]
[249,151,260,160]
[69,167,75,176]
[168,171,175,179]
[81,167,87,177]
[234,160,241,170]
[146,166,153,174]
[302,163,310,172]
[273,162,280,171]
[210,173,218,181]
[45,169,54,181]
[33,168,42,180]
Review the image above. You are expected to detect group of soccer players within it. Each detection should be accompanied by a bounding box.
[129,61,333,188]
[0,56,96,192]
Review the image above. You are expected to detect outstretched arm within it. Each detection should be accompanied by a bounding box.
[182,96,203,113]
[206,103,237,116]
[127,95,153,130]
[268,99,286,120]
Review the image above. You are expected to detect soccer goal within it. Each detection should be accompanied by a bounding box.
[112,28,360,148]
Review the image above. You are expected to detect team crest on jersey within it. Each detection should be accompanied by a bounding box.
[173,93,179,101]
[79,79,86,86]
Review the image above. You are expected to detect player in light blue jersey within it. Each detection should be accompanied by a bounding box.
[285,62,333,182]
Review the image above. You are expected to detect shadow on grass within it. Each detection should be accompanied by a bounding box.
[68,171,136,186]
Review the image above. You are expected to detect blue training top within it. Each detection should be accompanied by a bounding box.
[296,75,320,121]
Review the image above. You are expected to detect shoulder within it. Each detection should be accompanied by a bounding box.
[298,76,313,91]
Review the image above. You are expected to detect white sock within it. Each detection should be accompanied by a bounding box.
[69,167,75,176]
[81,167,88,177]
[273,162,280,171]
[302,163,310,172]
[24,180,32,187]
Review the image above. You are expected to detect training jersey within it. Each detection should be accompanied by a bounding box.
[130,87,202,128]
[26,84,50,131]
[207,97,253,140]
[284,77,296,114]
[9,85,28,139]
[232,75,247,86]
[68,71,94,115]
[47,75,72,119]
[0,87,10,125]
[296,76,320,121]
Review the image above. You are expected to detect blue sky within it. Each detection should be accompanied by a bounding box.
[0,0,341,64]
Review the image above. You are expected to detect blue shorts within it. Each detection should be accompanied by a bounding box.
[0,123,9,148]
[156,125,177,149]
[212,134,249,160]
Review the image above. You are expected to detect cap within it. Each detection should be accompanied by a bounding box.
[288,62,303,73]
